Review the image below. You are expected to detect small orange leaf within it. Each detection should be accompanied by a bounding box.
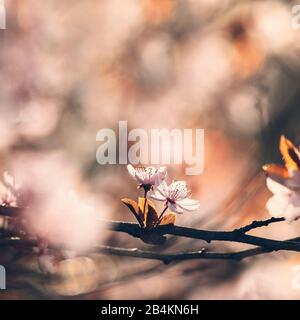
[262,164,290,179]
[122,198,139,214]
[138,197,159,229]
[121,198,143,226]
[279,135,300,171]
[159,212,176,226]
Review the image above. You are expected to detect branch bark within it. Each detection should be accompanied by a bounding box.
[1,236,300,264]
[106,219,300,253]
[1,206,298,264]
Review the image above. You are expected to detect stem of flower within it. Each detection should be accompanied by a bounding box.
[156,204,168,226]
[142,189,148,217]
[144,189,148,199]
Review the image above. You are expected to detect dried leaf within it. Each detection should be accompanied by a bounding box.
[121,198,143,226]
[262,164,290,179]
[159,212,176,226]
[280,135,300,171]
[121,198,139,214]
[138,197,159,228]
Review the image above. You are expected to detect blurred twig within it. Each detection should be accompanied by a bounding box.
[0,235,300,264]
[0,207,299,263]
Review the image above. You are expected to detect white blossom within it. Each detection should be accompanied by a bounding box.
[151,180,200,214]
[127,164,167,187]
[266,177,300,223]
[0,171,19,206]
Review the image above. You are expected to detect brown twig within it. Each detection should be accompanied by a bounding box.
[233,217,285,234]
[106,219,300,253]
[1,236,300,264]
[0,206,297,263]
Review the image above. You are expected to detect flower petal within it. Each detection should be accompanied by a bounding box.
[150,190,166,201]
[134,171,146,184]
[155,167,167,186]
[285,202,300,223]
[266,194,289,218]
[127,164,138,181]
[285,171,300,191]
[177,198,200,211]
[168,181,188,201]
[266,178,291,196]
[168,202,184,214]
[156,180,169,198]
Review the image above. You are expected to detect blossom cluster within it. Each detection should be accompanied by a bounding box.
[264,135,300,223]
[123,165,200,230]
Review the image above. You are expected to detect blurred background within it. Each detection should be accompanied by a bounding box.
[1,0,300,299]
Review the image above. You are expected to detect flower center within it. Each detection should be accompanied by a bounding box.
[167,197,175,204]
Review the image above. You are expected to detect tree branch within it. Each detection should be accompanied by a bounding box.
[0,206,298,264]
[1,236,300,264]
[0,206,20,217]
[95,244,286,263]
[106,219,300,253]
[233,217,285,234]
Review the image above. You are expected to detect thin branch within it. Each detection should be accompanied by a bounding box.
[233,217,285,234]
[0,206,298,263]
[96,245,264,263]
[97,236,300,263]
[0,206,20,217]
[106,220,300,252]
[1,236,300,264]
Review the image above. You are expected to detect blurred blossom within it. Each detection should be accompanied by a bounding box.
[227,17,265,79]
[254,2,296,53]
[264,136,300,223]
[99,0,143,56]
[0,171,19,206]
[10,153,110,252]
[38,253,58,275]
[138,34,173,92]
[187,0,230,17]
[16,99,61,138]
[142,0,175,25]
[266,177,300,223]
[226,88,264,134]
[45,256,101,296]
[176,34,232,107]
[0,119,15,150]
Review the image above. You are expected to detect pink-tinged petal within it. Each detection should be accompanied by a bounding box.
[168,181,188,201]
[134,166,155,184]
[3,171,15,188]
[168,202,184,214]
[291,193,300,207]
[266,194,289,218]
[150,190,166,201]
[283,193,300,223]
[135,171,146,184]
[177,198,200,211]
[127,164,138,181]
[135,167,148,184]
[155,167,167,185]
[146,166,156,179]
[38,254,57,274]
[285,203,300,223]
[157,180,169,198]
[285,171,300,191]
[157,166,167,175]
[266,178,291,196]
[145,167,157,185]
